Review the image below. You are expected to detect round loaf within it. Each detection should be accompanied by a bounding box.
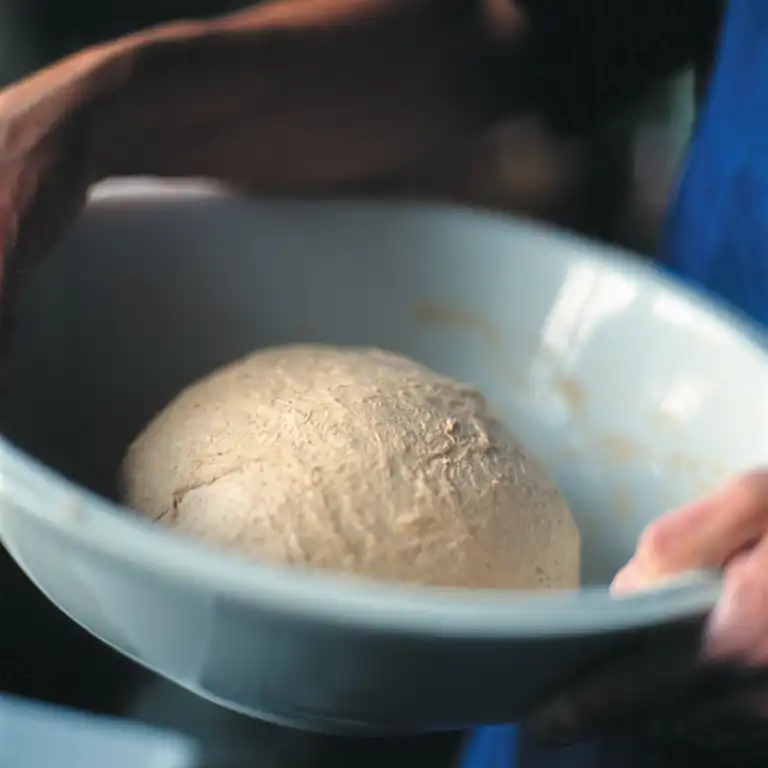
[121,344,580,589]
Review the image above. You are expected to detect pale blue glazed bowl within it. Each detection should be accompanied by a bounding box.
[1,180,760,735]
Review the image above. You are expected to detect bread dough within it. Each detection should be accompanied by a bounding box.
[121,345,580,589]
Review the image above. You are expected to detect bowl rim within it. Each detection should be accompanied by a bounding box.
[3,182,751,639]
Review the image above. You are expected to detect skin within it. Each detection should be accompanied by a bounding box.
[615,469,768,666]
[529,470,768,748]
[0,0,529,389]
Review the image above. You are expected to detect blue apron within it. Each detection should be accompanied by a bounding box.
[461,0,768,765]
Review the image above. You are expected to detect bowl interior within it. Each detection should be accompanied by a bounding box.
[6,182,768,588]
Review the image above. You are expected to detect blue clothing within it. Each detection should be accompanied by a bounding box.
[462,0,768,765]
[462,726,600,768]
[662,0,768,327]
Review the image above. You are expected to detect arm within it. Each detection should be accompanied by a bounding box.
[521,0,724,131]
[0,0,722,301]
[0,0,524,357]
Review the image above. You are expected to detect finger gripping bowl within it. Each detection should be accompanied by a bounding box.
[0,182,759,734]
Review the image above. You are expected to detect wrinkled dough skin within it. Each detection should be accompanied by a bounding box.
[122,345,580,589]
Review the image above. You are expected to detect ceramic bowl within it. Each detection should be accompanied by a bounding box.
[2,181,761,734]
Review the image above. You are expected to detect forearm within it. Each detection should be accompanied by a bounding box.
[521,0,724,132]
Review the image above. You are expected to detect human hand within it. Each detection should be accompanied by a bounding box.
[527,469,768,749]
[0,0,530,376]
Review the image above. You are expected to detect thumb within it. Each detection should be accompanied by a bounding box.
[612,472,768,593]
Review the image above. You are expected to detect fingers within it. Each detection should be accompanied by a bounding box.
[533,470,768,749]
[706,535,768,663]
[613,470,768,665]
[90,0,507,188]
[612,470,768,592]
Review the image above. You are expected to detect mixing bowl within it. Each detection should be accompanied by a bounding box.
[0,180,762,735]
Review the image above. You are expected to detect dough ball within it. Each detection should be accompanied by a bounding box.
[121,345,580,589]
